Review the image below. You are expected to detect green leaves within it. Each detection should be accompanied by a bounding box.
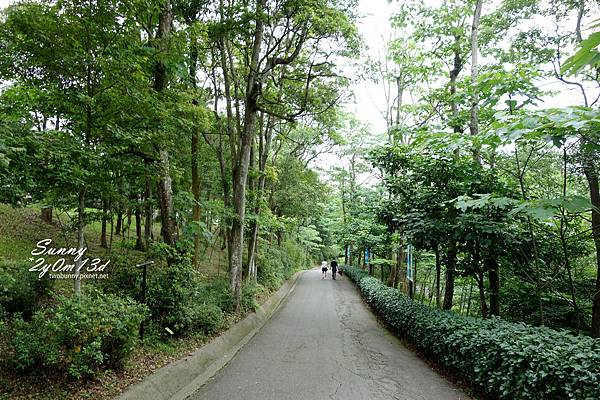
[491,107,600,148]
[562,19,600,76]
[455,194,593,221]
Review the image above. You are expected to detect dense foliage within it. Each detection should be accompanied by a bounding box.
[1,0,600,397]
[7,290,147,379]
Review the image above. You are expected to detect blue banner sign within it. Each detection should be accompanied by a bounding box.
[406,244,414,282]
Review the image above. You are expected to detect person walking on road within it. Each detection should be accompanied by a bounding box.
[321,259,328,279]
[330,259,338,280]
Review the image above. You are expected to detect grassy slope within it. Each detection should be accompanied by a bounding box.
[0,204,234,400]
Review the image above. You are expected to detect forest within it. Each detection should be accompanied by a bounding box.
[0,0,599,399]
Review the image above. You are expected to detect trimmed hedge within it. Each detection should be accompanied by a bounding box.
[342,266,600,400]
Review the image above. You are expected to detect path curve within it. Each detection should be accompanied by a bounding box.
[188,268,469,400]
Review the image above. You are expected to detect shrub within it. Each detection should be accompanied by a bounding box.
[257,239,307,290]
[196,277,235,313]
[342,265,600,400]
[8,290,147,379]
[241,282,266,312]
[101,246,232,337]
[166,302,223,335]
[0,260,54,320]
[95,253,142,299]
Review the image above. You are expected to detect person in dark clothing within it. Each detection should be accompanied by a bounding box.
[330,259,338,280]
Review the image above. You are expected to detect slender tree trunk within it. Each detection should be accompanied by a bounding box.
[397,244,405,291]
[584,159,600,338]
[229,0,266,311]
[109,207,114,251]
[559,149,580,333]
[116,211,123,236]
[348,244,353,266]
[135,195,144,251]
[449,36,463,136]
[435,245,441,308]
[126,207,132,237]
[387,255,398,288]
[191,126,201,266]
[466,279,474,317]
[100,198,108,248]
[344,245,349,265]
[459,283,466,315]
[188,27,202,268]
[409,256,416,299]
[154,2,176,246]
[74,189,85,295]
[218,1,236,276]
[157,151,175,245]
[487,257,500,316]
[469,0,483,150]
[247,115,272,282]
[144,177,152,243]
[443,243,457,310]
[246,135,257,280]
[476,270,488,318]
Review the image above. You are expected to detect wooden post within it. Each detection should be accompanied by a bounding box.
[41,206,53,223]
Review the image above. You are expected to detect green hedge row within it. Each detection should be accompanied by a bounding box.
[342,266,600,400]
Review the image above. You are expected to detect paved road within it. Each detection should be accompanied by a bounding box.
[189,268,469,400]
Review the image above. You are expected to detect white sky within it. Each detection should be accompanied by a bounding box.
[349,0,395,135]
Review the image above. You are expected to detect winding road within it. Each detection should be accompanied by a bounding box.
[189,268,469,400]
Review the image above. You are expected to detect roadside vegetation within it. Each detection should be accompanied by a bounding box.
[0,0,349,397]
[1,0,600,399]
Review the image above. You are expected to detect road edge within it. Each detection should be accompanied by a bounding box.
[117,269,305,400]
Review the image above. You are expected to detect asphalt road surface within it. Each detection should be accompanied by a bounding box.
[189,268,469,400]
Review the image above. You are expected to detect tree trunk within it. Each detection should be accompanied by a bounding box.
[435,245,441,308]
[157,149,175,246]
[387,247,399,288]
[192,126,202,267]
[443,243,457,310]
[466,279,474,317]
[229,0,266,311]
[247,122,269,282]
[344,243,350,265]
[411,257,417,299]
[449,35,463,135]
[74,189,85,295]
[154,2,175,246]
[246,135,257,281]
[487,257,500,316]
[135,196,144,251]
[561,148,580,333]
[348,244,353,266]
[126,207,132,237]
[476,270,489,318]
[116,211,123,236]
[190,28,202,269]
[100,198,108,248]
[584,160,600,338]
[144,176,152,243]
[469,0,482,141]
